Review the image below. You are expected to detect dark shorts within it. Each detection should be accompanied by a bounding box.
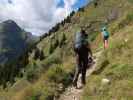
[74,46,88,56]
[104,36,109,40]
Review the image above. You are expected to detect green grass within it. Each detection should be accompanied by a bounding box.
[11,62,73,100]
[82,25,133,100]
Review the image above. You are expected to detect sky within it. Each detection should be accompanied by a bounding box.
[0,0,89,36]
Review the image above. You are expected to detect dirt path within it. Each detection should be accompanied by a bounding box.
[59,51,102,100]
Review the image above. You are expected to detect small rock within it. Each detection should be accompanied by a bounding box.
[124,39,128,43]
[58,83,64,92]
[101,78,110,85]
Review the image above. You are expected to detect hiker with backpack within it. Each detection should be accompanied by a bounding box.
[73,28,93,88]
[101,26,110,49]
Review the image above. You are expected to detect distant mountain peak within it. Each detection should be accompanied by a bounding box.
[0,19,33,64]
[3,19,16,25]
[1,19,22,33]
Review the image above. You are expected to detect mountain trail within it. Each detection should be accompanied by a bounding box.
[58,51,102,100]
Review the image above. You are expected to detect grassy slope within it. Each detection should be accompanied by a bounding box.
[82,1,133,99]
[83,26,133,100]
[0,0,133,100]
[82,25,133,100]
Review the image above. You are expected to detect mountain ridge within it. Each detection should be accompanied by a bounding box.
[0,19,39,85]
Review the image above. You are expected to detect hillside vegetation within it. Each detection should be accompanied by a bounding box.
[0,0,133,100]
[82,25,133,100]
[0,20,38,86]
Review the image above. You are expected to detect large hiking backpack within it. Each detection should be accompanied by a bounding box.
[74,32,88,52]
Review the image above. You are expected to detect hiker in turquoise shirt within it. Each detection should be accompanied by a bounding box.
[101,26,110,49]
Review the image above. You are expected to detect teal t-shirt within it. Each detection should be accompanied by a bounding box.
[101,27,109,37]
[102,31,109,37]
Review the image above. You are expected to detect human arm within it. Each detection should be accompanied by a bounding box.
[87,43,93,57]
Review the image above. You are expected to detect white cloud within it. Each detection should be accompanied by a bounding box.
[64,0,77,8]
[0,0,78,36]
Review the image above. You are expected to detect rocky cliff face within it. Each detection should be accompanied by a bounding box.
[0,20,37,65]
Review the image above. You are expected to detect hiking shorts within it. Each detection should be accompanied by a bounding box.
[74,45,88,54]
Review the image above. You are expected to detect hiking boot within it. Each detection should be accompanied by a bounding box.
[78,84,85,89]
[72,82,78,89]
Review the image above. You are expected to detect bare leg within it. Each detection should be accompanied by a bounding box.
[105,40,108,48]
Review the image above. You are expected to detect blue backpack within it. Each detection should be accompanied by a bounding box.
[74,32,88,49]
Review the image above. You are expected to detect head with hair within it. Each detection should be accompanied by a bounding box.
[102,26,107,32]
[80,26,86,34]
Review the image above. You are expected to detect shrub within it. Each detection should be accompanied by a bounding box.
[54,39,59,49]
[94,1,98,8]
[59,33,66,48]
[34,48,45,60]
[78,7,85,12]
[118,12,133,29]
[49,39,59,54]
[34,48,40,60]
[128,0,133,3]
[126,12,133,23]
[43,54,62,67]
[24,62,40,82]
[70,11,75,17]
[49,43,54,54]
[45,65,71,85]
[39,50,45,60]
[90,32,99,41]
